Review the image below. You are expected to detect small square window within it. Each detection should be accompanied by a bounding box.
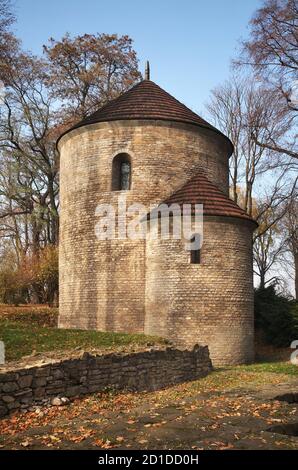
[190,234,201,264]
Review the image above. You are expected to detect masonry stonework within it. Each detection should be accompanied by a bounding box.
[145,217,255,365]
[58,79,257,366]
[59,120,229,333]
[0,346,212,417]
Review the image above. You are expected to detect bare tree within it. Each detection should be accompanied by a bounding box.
[0,0,14,37]
[237,0,298,160]
[253,198,287,289]
[206,75,244,204]
[206,70,297,294]
[280,196,298,298]
[0,45,59,254]
[206,74,292,215]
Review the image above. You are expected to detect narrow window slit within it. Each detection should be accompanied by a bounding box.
[190,234,201,264]
[112,153,131,191]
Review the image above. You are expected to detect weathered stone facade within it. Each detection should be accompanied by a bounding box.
[145,217,255,365]
[58,79,256,366]
[0,346,212,417]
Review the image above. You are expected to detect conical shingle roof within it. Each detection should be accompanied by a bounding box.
[57,80,233,152]
[148,171,257,225]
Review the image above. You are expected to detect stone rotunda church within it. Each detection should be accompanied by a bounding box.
[57,69,258,366]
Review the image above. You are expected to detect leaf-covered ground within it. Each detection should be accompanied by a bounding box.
[0,365,297,450]
[0,305,297,450]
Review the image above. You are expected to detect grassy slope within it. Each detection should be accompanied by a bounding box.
[0,305,164,361]
[0,306,296,375]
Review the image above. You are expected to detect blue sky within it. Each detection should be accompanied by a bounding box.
[14,0,261,115]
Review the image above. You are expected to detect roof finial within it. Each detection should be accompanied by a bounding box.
[145,60,150,80]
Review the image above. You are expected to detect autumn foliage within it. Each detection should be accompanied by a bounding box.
[0,245,58,305]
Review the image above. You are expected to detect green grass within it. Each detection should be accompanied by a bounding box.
[236,361,297,376]
[0,306,296,376]
[0,315,165,362]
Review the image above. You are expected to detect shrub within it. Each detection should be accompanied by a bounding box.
[254,285,298,347]
[0,246,58,306]
[0,267,28,305]
[36,246,59,306]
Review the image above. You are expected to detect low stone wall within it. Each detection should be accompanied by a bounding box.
[0,345,212,418]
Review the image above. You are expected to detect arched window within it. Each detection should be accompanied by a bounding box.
[190,234,201,264]
[111,153,131,191]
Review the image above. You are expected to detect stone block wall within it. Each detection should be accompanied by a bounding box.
[58,119,230,332]
[58,117,255,367]
[145,216,255,366]
[0,346,212,418]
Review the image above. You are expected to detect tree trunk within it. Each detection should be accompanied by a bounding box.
[260,270,266,290]
[294,251,298,301]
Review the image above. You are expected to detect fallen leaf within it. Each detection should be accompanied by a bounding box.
[21,441,30,447]
[138,439,148,444]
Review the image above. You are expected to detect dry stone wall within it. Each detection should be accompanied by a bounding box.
[0,345,212,418]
